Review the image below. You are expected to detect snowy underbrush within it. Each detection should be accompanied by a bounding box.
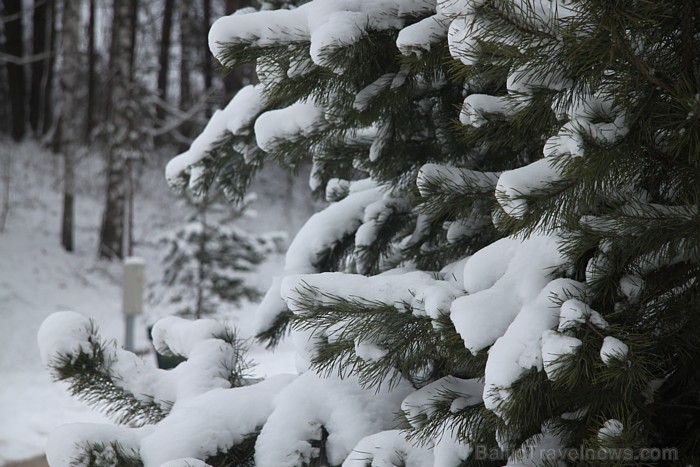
[0,141,309,464]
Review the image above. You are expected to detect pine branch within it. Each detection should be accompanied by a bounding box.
[49,323,172,426]
[49,339,168,426]
[70,441,143,467]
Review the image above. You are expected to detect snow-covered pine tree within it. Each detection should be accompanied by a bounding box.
[150,193,284,321]
[456,0,700,463]
[40,0,700,466]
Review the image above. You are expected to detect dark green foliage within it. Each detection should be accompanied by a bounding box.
[255,310,293,349]
[47,321,168,426]
[456,0,700,462]
[290,286,484,391]
[203,432,259,467]
[71,441,143,467]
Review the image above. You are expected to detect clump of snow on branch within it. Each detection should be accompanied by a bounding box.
[449,235,567,354]
[255,372,414,466]
[165,85,265,187]
[208,0,436,71]
[600,336,629,365]
[343,430,433,467]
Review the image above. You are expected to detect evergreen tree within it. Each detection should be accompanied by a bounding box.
[40,1,700,466]
[150,193,284,321]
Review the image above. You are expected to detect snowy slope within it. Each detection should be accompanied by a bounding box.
[0,142,312,464]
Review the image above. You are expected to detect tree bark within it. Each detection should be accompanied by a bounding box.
[29,0,50,136]
[2,0,27,141]
[202,0,212,90]
[85,0,97,142]
[58,0,83,252]
[179,2,194,138]
[195,198,208,320]
[42,0,56,137]
[157,0,174,123]
[129,0,138,80]
[99,0,136,260]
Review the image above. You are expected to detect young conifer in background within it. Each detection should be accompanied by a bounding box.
[150,192,283,321]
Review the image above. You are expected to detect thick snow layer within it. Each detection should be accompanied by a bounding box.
[254,275,289,335]
[353,74,397,111]
[38,310,257,410]
[483,278,580,414]
[140,375,295,467]
[46,376,295,467]
[165,85,264,186]
[47,423,152,467]
[255,372,414,466]
[447,14,484,66]
[460,94,514,127]
[543,122,584,159]
[416,163,500,198]
[541,330,582,380]
[600,336,629,365]
[558,298,608,332]
[507,63,571,95]
[396,13,449,56]
[325,178,351,202]
[285,182,383,275]
[209,0,436,71]
[255,183,386,337]
[598,419,623,440]
[401,376,483,429]
[496,157,563,218]
[254,100,326,152]
[282,270,464,320]
[355,340,389,362]
[436,0,471,16]
[224,85,266,135]
[450,235,567,354]
[355,198,410,249]
[434,426,472,467]
[37,311,97,367]
[343,430,433,467]
[150,316,226,357]
[505,423,564,466]
[569,91,628,144]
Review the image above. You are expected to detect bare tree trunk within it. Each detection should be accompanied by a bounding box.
[129,0,138,80]
[58,0,83,252]
[0,142,10,233]
[179,2,194,139]
[99,0,136,260]
[29,0,50,136]
[157,0,174,124]
[202,0,212,90]
[0,66,9,135]
[85,0,96,143]
[42,0,56,137]
[195,196,208,319]
[125,157,135,257]
[2,0,27,141]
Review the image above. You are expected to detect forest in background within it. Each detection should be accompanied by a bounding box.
[0,0,257,258]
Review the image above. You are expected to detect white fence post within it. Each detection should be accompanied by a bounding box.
[123,256,145,351]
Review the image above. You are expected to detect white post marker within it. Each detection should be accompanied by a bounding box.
[123,256,145,351]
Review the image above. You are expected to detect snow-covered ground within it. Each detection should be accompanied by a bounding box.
[0,142,313,464]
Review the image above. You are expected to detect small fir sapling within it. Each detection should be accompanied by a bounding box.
[149,191,285,322]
